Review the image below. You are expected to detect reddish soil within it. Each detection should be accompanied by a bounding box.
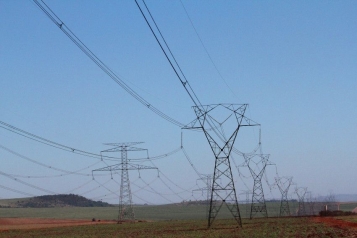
[0,218,116,230]
[312,216,357,230]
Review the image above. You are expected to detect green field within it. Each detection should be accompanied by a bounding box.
[0,203,284,221]
[0,201,356,221]
[0,201,357,237]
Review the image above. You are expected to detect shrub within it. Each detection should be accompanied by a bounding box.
[319,210,355,216]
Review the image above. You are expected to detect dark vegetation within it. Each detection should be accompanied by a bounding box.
[319,210,356,217]
[2,194,113,208]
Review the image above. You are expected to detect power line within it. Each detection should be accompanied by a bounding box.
[130,177,158,194]
[135,0,203,109]
[0,170,56,195]
[0,120,184,162]
[66,179,94,194]
[89,179,120,202]
[146,145,199,193]
[0,183,35,197]
[79,183,104,196]
[130,191,155,205]
[0,143,95,177]
[136,3,264,212]
[0,120,107,160]
[106,147,182,162]
[32,0,184,127]
[139,4,247,152]
[181,146,203,180]
[157,169,197,193]
[138,177,175,204]
[179,0,237,98]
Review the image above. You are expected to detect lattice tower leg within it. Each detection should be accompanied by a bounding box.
[208,154,242,227]
[279,190,290,217]
[309,202,315,216]
[280,200,290,217]
[118,149,135,221]
[246,192,250,218]
[206,176,212,219]
[297,201,306,216]
[297,198,306,216]
[250,173,268,219]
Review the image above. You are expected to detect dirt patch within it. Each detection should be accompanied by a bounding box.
[312,216,357,230]
[0,218,116,230]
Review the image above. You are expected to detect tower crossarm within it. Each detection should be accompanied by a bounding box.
[182,104,259,129]
[101,143,146,153]
[92,163,157,172]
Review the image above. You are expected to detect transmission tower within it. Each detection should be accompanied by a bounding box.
[306,191,316,216]
[192,174,212,218]
[325,191,337,211]
[240,190,252,218]
[184,104,258,228]
[241,154,273,219]
[275,176,293,217]
[92,142,157,222]
[295,187,307,216]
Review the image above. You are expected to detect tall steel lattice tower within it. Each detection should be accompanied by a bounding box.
[184,104,258,228]
[295,187,307,216]
[92,142,157,221]
[275,176,293,217]
[242,154,272,219]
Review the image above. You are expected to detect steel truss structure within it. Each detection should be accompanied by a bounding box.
[92,142,157,221]
[242,154,272,219]
[192,174,213,218]
[306,191,316,215]
[184,104,258,228]
[295,187,308,216]
[275,176,293,217]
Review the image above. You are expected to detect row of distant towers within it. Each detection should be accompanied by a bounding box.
[91,104,312,227]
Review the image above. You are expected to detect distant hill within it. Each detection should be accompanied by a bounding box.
[0,194,114,208]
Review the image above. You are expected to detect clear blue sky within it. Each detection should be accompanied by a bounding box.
[1,0,356,205]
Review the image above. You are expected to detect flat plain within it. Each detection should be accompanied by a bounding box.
[0,203,357,237]
[0,216,357,237]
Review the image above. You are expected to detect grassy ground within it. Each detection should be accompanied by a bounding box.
[340,202,357,211]
[0,202,355,221]
[0,202,291,221]
[1,217,357,238]
[334,215,357,223]
[0,202,357,237]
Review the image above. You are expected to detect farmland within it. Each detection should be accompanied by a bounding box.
[1,216,357,237]
[1,200,356,220]
[0,202,357,237]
